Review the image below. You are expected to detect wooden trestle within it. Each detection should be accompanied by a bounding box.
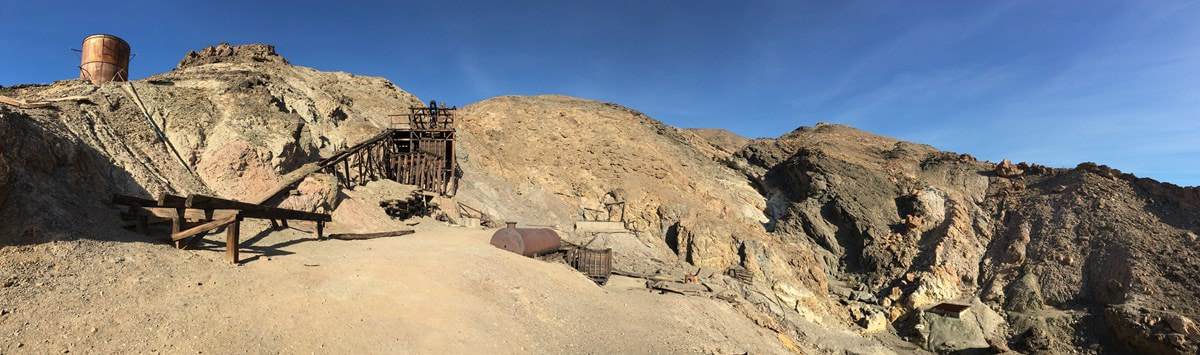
[261,102,458,202]
[112,102,457,263]
[113,193,330,264]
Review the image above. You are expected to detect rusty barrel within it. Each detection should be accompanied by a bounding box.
[490,222,561,257]
[80,34,130,85]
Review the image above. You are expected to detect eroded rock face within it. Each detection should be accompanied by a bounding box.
[178,43,289,69]
[455,95,771,273]
[728,123,1200,352]
[1106,304,1200,354]
[278,173,337,213]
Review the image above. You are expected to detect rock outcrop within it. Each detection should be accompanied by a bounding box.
[178,43,289,69]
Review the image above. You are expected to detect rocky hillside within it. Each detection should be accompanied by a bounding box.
[683,127,753,159]
[735,124,1200,353]
[455,100,1200,353]
[3,43,1200,354]
[0,43,420,244]
[454,96,772,268]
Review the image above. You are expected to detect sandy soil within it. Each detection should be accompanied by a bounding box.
[0,196,789,354]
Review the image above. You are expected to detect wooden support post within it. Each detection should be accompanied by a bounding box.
[280,219,289,228]
[172,208,186,248]
[316,221,325,240]
[135,213,149,234]
[226,217,241,264]
[343,159,351,190]
[270,219,280,229]
[366,145,374,180]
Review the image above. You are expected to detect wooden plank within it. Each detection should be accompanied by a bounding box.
[157,193,188,208]
[170,208,187,248]
[112,194,157,207]
[171,214,238,242]
[327,230,415,240]
[226,219,241,263]
[0,94,52,109]
[186,194,331,222]
[133,207,238,220]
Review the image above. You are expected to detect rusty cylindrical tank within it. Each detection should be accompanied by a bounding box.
[79,34,131,85]
[490,222,562,257]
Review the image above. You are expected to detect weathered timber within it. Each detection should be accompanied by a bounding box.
[226,219,241,263]
[157,193,188,208]
[255,129,394,205]
[171,214,239,242]
[326,230,415,240]
[112,194,158,207]
[648,281,709,296]
[185,194,331,222]
[131,207,238,220]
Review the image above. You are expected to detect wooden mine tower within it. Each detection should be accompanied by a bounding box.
[387,100,456,194]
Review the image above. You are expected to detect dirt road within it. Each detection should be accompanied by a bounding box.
[0,215,788,354]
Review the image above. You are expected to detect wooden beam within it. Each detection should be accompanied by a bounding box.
[186,194,331,222]
[112,194,157,207]
[226,219,241,263]
[157,193,188,208]
[171,214,238,242]
[171,208,186,248]
[327,230,414,241]
[132,207,238,220]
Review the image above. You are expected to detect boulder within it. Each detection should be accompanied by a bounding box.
[994,159,1024,178]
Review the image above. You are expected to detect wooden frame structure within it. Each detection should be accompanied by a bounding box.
[388,128,454,193]
[110,101,459,265]
[114,193,330,263]
[257,102,458,201]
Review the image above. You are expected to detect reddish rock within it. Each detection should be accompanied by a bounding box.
[995,159,1024,178]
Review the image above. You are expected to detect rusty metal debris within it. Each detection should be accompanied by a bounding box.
[725,267,753,284]
[380,192,435,219]
[490,222,563,257]
[929,302,970,318]
[565,246,613,285]
[488,222,614,285]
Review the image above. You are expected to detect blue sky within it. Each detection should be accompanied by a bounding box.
[2,1,1198,185]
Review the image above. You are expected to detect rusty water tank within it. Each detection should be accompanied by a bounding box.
[490,222,562,257]
[79,34,131,85]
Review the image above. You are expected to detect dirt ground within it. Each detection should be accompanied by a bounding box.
[0,183,789,354]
